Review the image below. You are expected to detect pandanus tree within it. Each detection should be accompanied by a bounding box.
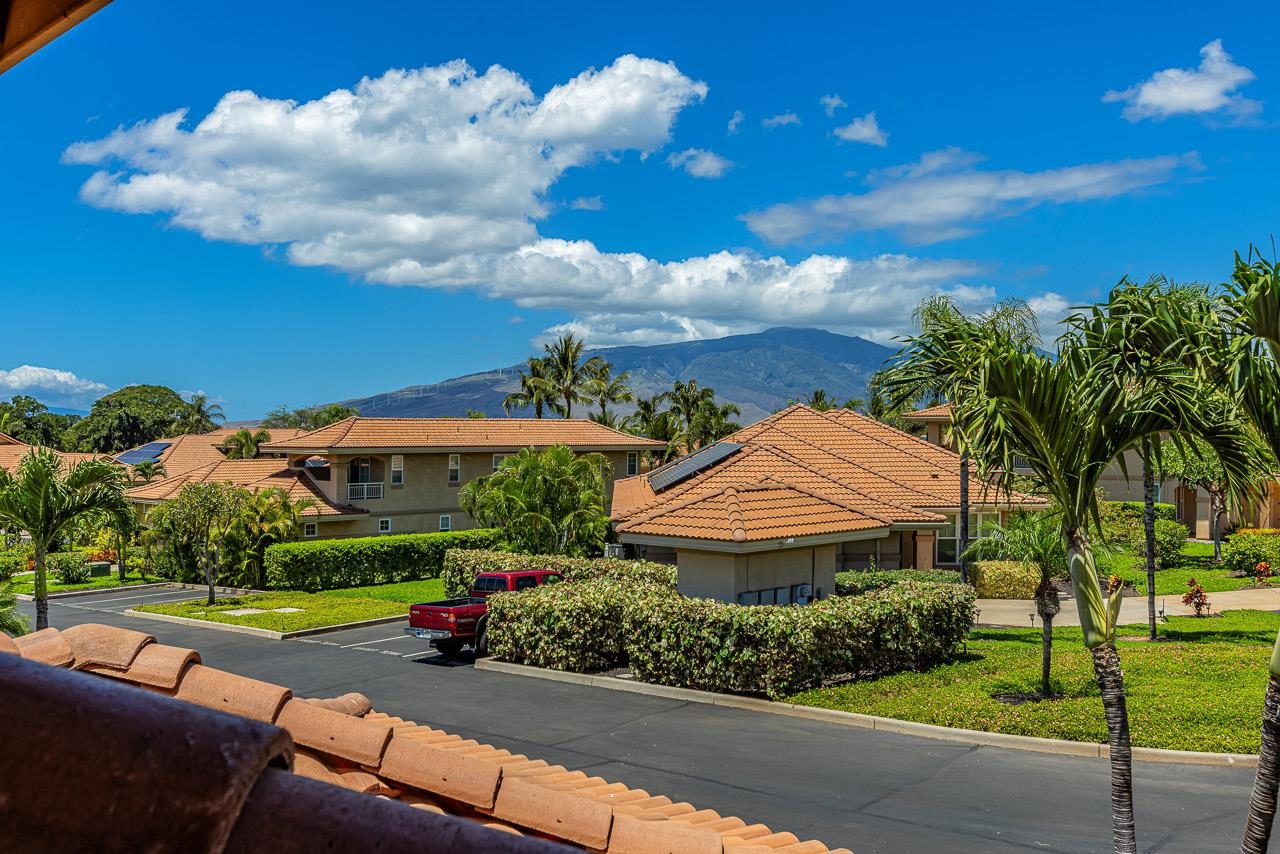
[130,459,167,484]
[0,449,131,630]
[888,297,1258,854]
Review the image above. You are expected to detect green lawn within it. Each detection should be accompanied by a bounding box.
[132,578,447,633]
[1097,540,1275,596]
[789,611,1278,753]
[8,570,154,596]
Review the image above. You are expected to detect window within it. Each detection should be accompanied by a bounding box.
[472,576,506,594]
[448,454,460,485]
[378,518,392,534]
[303,522,317,538]
[626,451,639,476]
[935,512,1000,564]
[390,454,404,486]
[439,514,452,532]
[515,576,538,591]
[348,457,372,484]
[492,454,510,473]
[543,574,563,585]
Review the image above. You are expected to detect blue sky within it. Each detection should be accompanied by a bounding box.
[1,0,1276,418]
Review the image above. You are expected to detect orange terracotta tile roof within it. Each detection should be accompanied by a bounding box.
[0,624,852,854]
[0,442,108,474]
[612,405,1043,541]
[0,430,23,445]
[127,459,365,518]
[900,403,953,420]
[260,417,665,453]
[117,428,309,476]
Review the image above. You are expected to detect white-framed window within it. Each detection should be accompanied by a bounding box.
[626,451,639,476]
[378,518,392,534]
[492,454,510,473]
[448,454,460,485]
[390,454,404,486]
[439,514,452,532]
[936,512,1001,564]
[303,522,317,538]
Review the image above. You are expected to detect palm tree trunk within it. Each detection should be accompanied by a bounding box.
[1243,675,1280,854]
[1092,643,1137,854]
[958,450,970,585]
[34,542,49,632]
[1034,577,1060,697]
[1143,454,1157,642]
[206,545,218,606]
[1212,492,1225,563]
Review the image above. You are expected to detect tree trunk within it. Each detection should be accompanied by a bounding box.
[206,545,217,606]
[958,450,970,585]
[1212,491,1226,564]
[117,531,127,582]
[34,542,49,632]
[1034,576,1061,697]
[1143,455,1158,642]
[1244,675,1280,854]
[1092,642,1137,854]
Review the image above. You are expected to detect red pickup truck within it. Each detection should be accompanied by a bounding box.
[404,570,562,657]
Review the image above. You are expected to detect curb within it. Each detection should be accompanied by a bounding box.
[121,608,407,640]
[474,659,1257,768]
[15,582,261,602]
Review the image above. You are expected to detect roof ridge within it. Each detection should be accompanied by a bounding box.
[722,487,748,543]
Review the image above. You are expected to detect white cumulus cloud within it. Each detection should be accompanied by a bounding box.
[762,112,800,129]
[666,148,733,178]
[0,365,109,407]
[834,111,888,146]
[727,109,744,133]
[570,195,605,211]
[743,147,1200,245]
[1103,40,1260,122]
[63,57,1018,347]
[820,94,846,117]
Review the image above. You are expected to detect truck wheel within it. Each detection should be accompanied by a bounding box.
[475,620,489,657]
[434,639,463,658]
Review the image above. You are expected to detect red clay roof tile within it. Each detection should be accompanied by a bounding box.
[175,664,292,723]
[379,736,503,809]
[303,691,373,716]
[0,632,20,655]
[607,812,725,853]
[260,416,665,452]
[493,775,615,850]
[62,623,154,671]
[12,627,73,667]
[275,698,393,767]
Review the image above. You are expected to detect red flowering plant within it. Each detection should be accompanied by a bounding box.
[1255,561,1273,583]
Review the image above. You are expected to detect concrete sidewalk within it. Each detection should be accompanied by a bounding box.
[976,585,1280,627]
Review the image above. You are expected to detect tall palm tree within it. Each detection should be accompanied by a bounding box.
[965,509,1067,697]
[503,357,556,418]
[842,397,867,414]
[802,389,835,411]
[543,334,599,419]
[668,379,716,442]
[130,459,167,484]
[220,427,271,460]
[585,360,635,422]
[178,393,225,435]
[687,400,742,451]
[0,449,130,630]
[886,295,1257,854]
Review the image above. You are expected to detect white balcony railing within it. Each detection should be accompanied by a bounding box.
[347,482,384,500]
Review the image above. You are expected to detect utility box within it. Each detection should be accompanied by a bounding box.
[88,561,111,578]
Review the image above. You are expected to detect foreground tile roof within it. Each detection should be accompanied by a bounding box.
[613,406,1043,541]
[0,441,106,474]
[117,427,309,477]
[260,417,666,453]
[0,624,852,854]
[127,459,366,517]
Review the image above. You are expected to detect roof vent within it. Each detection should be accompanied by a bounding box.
[647,442,743,492]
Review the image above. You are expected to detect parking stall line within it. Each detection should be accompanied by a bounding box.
[339,635,410,649]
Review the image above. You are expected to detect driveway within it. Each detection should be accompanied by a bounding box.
[15,592,1258,854]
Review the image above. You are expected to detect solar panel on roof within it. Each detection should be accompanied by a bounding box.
[647,442,743,493]
[115,441,171,466]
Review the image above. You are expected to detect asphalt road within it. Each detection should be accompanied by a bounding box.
[17,589,1259,854]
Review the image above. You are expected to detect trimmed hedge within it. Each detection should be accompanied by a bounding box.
[968,560,1039,599]
[1223,530,1280,575]
[264,529,500,592]
[488,579,976,699]
[834,569,963,595]
[1099,500,1176,544]
[47,551,90,585]
[442,549,677,597]
[1125,517,1190,569]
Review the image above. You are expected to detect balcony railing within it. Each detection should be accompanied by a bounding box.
[347,482,384,500]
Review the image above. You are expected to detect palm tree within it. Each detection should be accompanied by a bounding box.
[886,294,1257,854]
[842,397,867,414]
[687,400,742,450]
[503,357,556,418]
[231,488,311,589]
[965,509,1067,697]
[178,394,225,435]
[543,334,599,419]
[0,581,30,637]
[668,379,716,444]
[803,389,835,411]
[623,395,680,464]
[130,459,167,484]
[585,360,634,422]
[0,449,130,630]
[220,427,271,460]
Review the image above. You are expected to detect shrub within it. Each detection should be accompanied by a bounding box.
[441,549,677,597]
[1223,530,1280,575]
[834,568,963,595]
[968,560,1039,599]
[264,529,500,592]
[1098,500,1176,543]
[1125,518,1190,569]
[1183,578,1211,617]
[47,551,90,585]
[486,579,670,672]
[0,548,28,582]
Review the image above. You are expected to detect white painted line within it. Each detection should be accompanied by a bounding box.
[339,635,410,649]
[80,589,204,605]
[402,649,437,658]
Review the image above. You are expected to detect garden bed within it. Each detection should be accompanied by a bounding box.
[1097,541,1275,596]
[788,610,1278,753]
[8,570,153,597]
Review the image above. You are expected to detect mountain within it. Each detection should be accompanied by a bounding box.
[339,327,898,425]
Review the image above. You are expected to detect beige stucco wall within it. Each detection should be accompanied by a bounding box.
[674,544,838,603]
